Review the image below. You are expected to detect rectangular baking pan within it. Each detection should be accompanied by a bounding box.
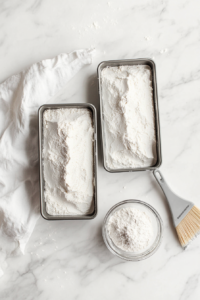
[38,103,98,220]
[97,58,162,173]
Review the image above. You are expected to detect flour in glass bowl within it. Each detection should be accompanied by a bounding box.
[107,207,153,252]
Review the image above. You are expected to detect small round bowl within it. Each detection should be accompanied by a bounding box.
[102,200,163,261]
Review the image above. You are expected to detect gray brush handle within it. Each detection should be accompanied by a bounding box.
[153,170,194,227]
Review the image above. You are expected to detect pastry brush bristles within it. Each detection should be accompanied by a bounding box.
[176,206,200,248]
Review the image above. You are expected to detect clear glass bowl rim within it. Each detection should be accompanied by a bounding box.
[102,199,163,261]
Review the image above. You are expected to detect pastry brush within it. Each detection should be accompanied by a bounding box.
[153,170,200,249]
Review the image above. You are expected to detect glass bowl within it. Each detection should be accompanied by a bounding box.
[102,199,163,261]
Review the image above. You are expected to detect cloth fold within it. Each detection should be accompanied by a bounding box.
[0,48,95,277]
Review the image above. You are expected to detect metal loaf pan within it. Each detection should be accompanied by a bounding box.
[97,59,162,173]
[38,103,98,220]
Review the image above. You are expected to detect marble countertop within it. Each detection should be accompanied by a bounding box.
[1,0,200,299]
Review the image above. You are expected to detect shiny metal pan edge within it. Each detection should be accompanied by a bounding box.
[38,103,98,220]
[97,58,162,173]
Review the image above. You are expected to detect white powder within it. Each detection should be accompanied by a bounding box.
[108,207,153,252]
[101,65,157,169]
[43,108,94,215]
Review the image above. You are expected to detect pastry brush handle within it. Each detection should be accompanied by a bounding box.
[153,170,175,208]
[153,170,194,227]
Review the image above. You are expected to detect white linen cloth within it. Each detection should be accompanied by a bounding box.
[0,48,95,277]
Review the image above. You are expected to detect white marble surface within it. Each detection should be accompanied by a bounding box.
[1,0,200,299]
